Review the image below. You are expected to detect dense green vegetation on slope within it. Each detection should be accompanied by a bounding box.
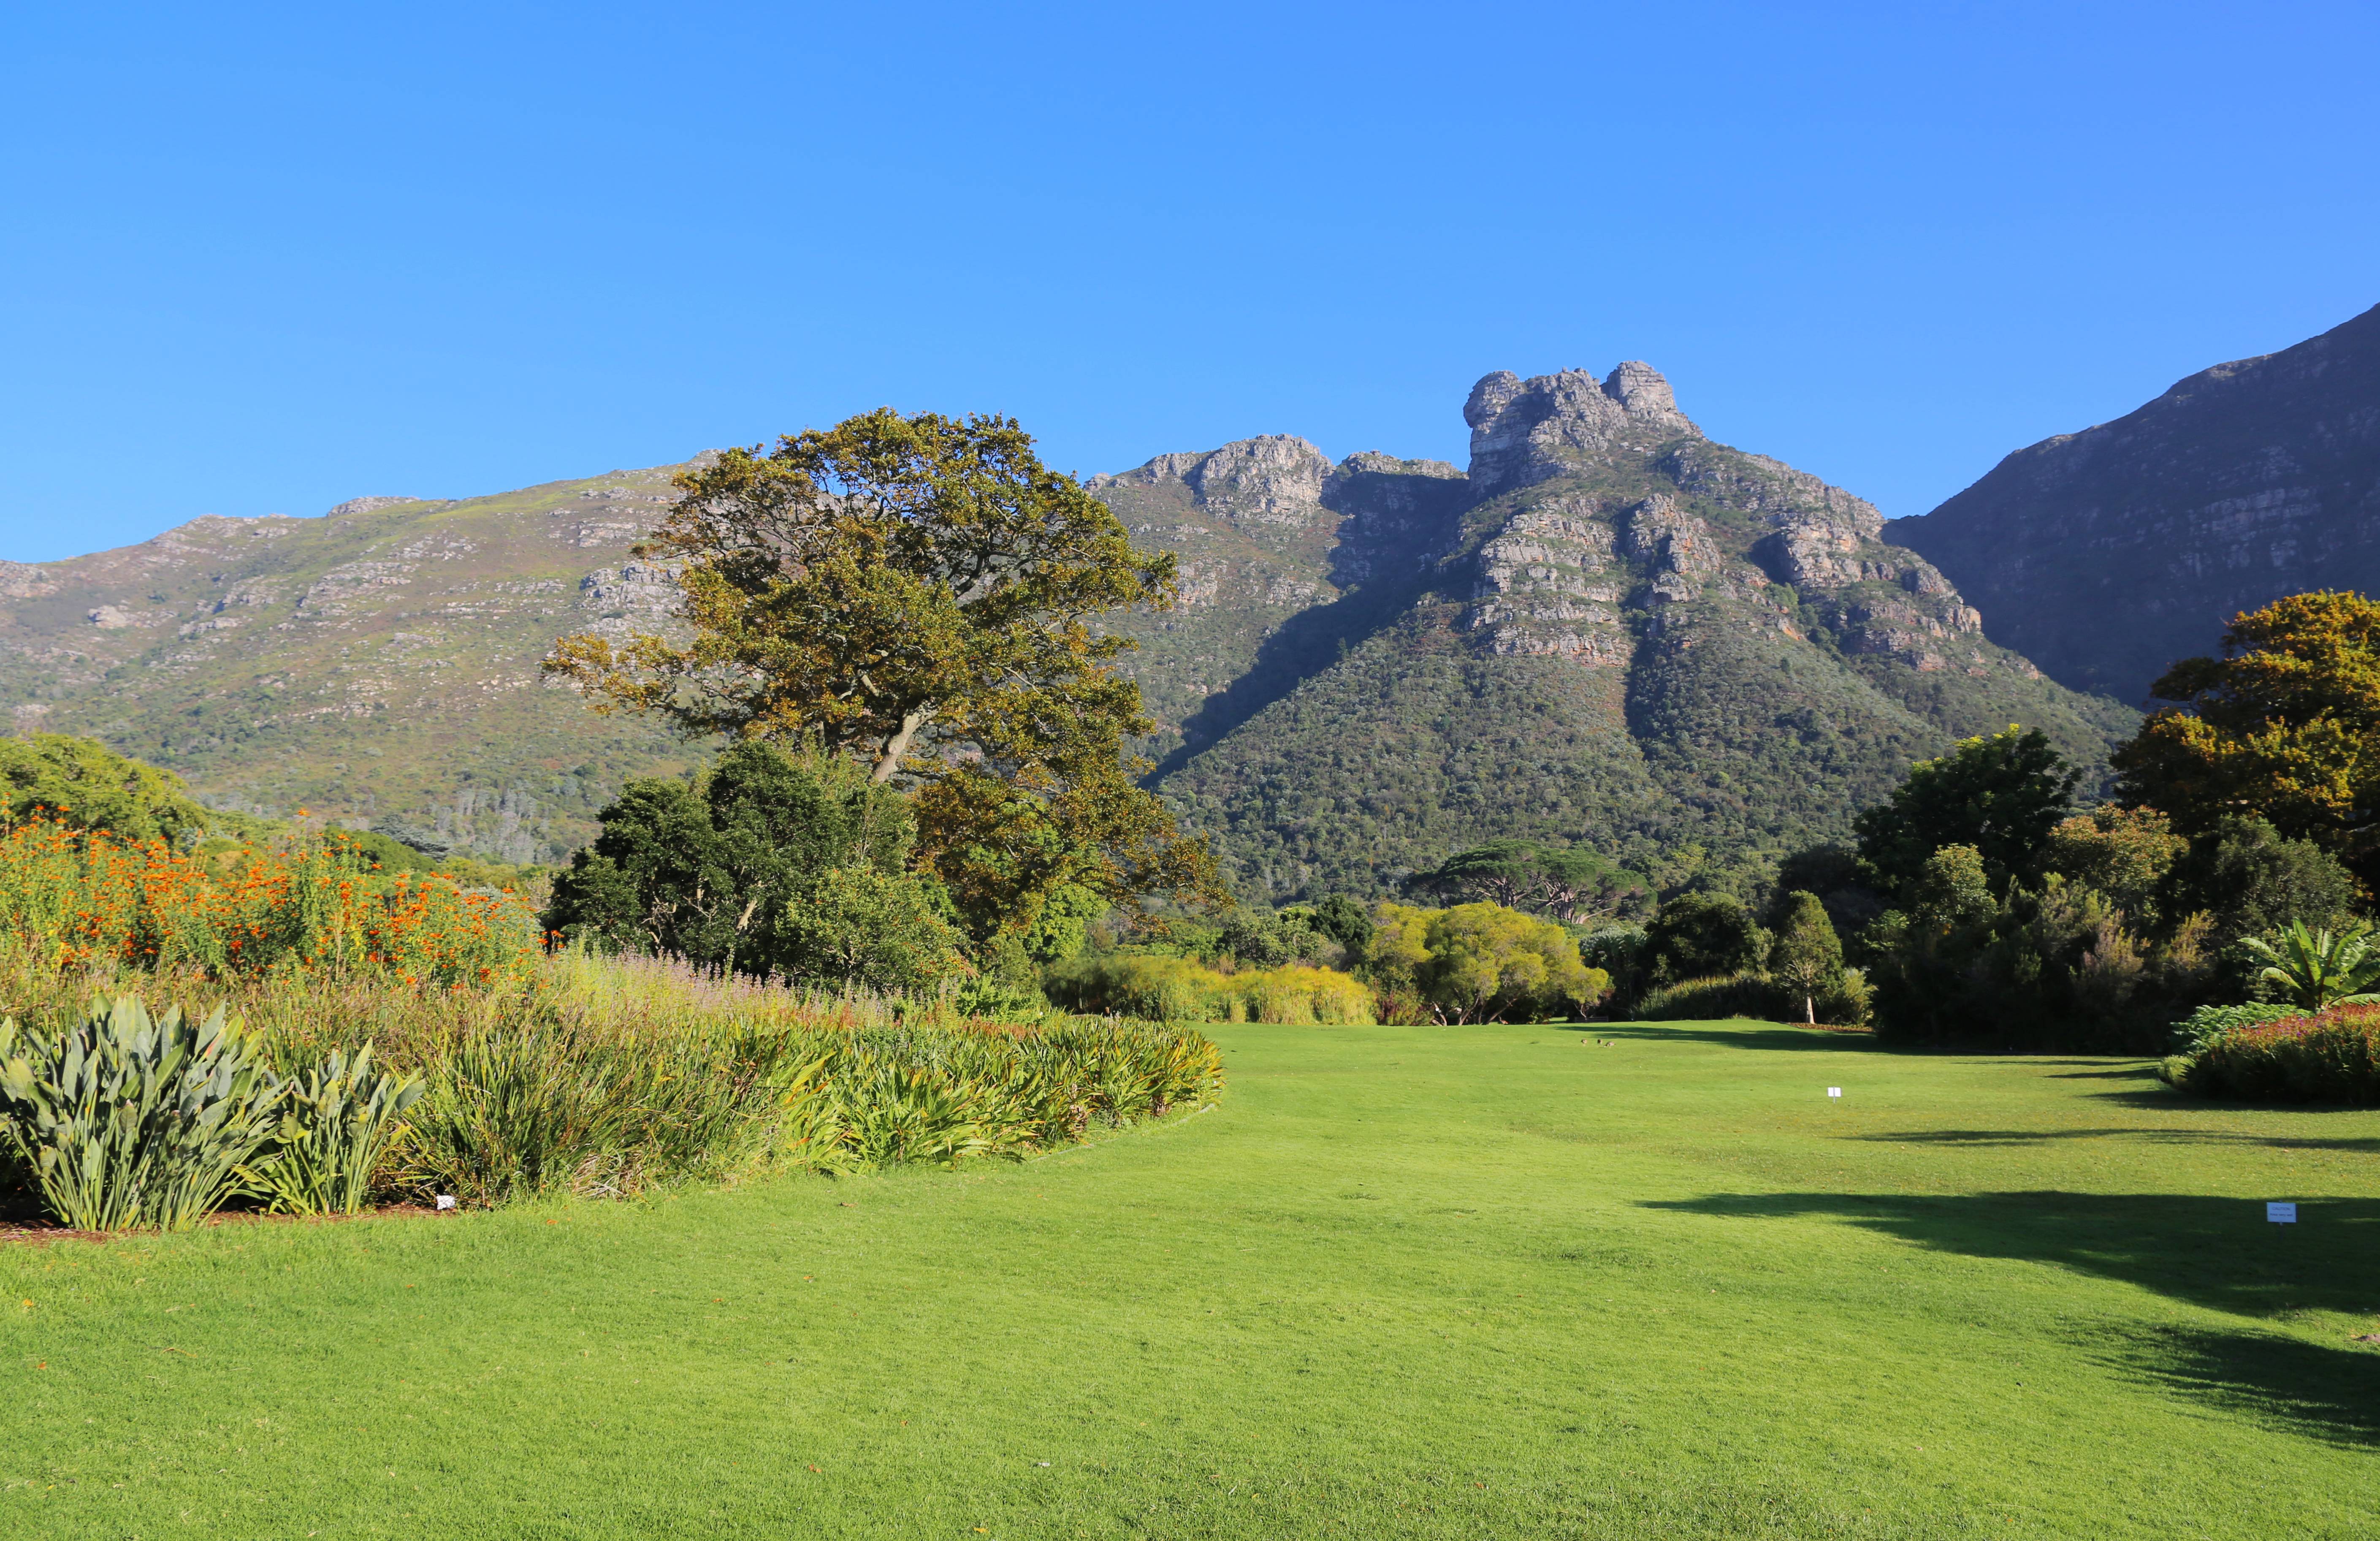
[6,1021,2372,1538]
[1113,369,2137,904]
[0,470,698,862]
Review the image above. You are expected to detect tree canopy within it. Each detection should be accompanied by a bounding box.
[542,739,964,990]
[2114,591,2380,878]
[1403,839,1649,923]
[544,408,1221,940]
[1854,725,2080,897]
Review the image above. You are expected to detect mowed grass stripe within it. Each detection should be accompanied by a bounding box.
[3,1020,2375,1539]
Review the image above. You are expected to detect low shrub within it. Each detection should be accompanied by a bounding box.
[2166,1000,2302,1055]
[0,817,537,987]
[246,1044,424,1216]
[2171,1005,2380,1105]
[0,996,282,1231]
[1041,954,1374,1025]
[1633,973,1779,1022]
[0,949,1228,1227]
[1630,967,1873,1026]
[1367,901,1607,1022]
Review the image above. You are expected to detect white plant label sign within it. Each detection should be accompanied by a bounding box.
[1827,1087,1842,1099]
[2267,1202,2298,1224]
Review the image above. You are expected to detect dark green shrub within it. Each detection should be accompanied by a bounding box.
[2163,817,2364,947]
[543,740,964,989]
[1633,973,1784,1021]
[1645,893,1768,983]
[1854,725,2079,897]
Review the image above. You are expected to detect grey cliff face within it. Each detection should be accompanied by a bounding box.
[1464,362,1702,498]
[1894,302,2380,702]
[1090,435,1337,548]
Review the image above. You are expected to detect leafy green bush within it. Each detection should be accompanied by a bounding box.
[0,733,211,846]
[1644,893,1768,984]
[543,740,964,990]
[245,1045,425,1215]
[2175,1006,2380,1105]
[2238,921,2380,1011]
[0,996,282,1231]
[1367,901,1608,1023]
[1633,974,1779,1021]
[2165,1000,2302,1055]
[1629,966,1872,1026]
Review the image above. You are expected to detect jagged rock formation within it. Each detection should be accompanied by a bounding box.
[1895,303,2380,703]
[0,470,699,861]
[1087,440,1468,758]
[1101,364,2135,900]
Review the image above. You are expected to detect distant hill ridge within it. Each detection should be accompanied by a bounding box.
[2,372,2131,893]
[1894,302,2380,704]
[0,467,699,863]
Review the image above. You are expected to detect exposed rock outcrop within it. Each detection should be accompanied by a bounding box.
[1464,363,1702,497]
[1895,302,2380,702]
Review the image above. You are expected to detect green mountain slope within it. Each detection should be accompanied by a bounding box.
[1,371,2131,897]
[1103,364,2138,900]
[0,469,703,862]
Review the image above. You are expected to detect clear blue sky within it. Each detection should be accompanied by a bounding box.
[3,2,2374,562]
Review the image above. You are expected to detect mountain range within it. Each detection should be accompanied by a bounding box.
[19,301,2376,898]
[1090,364,2132,899]
[1896,302,2380,704]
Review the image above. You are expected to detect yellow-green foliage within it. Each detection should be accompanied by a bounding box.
[1043,954,1374,1025]
[1369,901,1610,1022]
[0,946,1225,1221]
[0,734,211,846]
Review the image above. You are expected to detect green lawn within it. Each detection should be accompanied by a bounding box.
[5,1020,2377,1539]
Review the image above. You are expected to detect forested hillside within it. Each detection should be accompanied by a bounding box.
[0,471,698,862]
[1097,365,2137,900]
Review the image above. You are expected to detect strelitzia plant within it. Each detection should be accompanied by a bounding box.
[244,1044,425,1216]
[2240,920,2380,1012]
[0,996,283,1232]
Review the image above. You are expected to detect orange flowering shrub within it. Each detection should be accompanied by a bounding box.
[0,819,536,988]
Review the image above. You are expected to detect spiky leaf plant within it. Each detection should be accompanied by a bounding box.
[245,1044,425,1216]
[0,996,283,1231]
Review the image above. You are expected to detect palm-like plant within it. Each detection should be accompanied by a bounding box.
[2240,920,2380,1012]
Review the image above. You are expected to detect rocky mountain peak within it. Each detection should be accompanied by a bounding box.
[1090,434,1335,534]
[1463,362,1702,497]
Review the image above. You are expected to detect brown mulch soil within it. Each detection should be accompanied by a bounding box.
[0,1202,451,1248]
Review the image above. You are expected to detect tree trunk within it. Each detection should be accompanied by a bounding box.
[1805,995,1816,1026]
[871,710,930,784]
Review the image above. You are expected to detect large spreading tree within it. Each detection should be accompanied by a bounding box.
[2114,590,2380,880]
[545,408,1222,941]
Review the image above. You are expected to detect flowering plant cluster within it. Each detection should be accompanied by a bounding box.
[0,818,537,988]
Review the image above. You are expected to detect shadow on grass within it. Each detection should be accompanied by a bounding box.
[2102,1323,2380,1447]
[1598,1023,1879,1053]
[1644,1190,2380,1443]
[1642,1191,2380,1318]
[1852,1128,2380,1153]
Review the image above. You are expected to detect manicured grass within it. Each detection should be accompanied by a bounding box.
[4,1020,2377,1538]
